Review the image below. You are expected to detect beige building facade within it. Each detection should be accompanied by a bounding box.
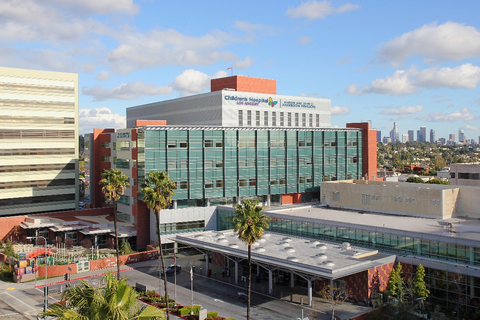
[320,180,476,219]
[0,66,79,216]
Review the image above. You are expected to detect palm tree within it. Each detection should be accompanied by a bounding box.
[44,273,165,319]
[99,168,129,280]
[232,199,270,320]
[139,171,176,320]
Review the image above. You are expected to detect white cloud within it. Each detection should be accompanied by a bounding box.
[297,36,312,45]
[464,124,478,131]
[82,81,172,101]
[287,1,360,20]
[417,107,476,122]
[233,21,276,43]
[347,63,480,96]
[172,69,229,97]
[414,63,480,89]
[79,107,125,134]
[379,105,423,115]
[345,84,364,95]
[363,69,418,96]
[331,106,350,115]
[234,56,254,69]
[95,70,110,81]
[377,22,480,66]
[107,29,238,74]
[44,0,139,15]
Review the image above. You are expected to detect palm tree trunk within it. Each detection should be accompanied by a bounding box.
[113,200,120,280]
[247,243,251,320]
[156,211,170,320]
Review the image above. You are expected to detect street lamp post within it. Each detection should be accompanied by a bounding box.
[27,236,48,312]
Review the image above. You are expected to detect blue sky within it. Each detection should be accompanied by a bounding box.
[2,0,480,141]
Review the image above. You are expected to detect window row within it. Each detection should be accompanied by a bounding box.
[238,110,322,128]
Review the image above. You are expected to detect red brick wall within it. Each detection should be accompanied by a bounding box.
[211,252,225,266]
[211,76,276,94]
[93,129,115,208]
[135,201,151,250]
[346,122,377,181]
[0,216,27,242]
[368,262,394,298]
[37,250,159,277]
[342,271,369,302]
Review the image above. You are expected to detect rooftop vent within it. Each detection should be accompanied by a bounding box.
[255,247,265,252]
[229,244,239,248]
[284,246,295,253]
[322,260,335,266]
[315,253,327,260]
[342,242,351,250]
[287,256,298,262]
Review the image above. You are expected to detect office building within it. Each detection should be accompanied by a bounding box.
[401,134,408,143]
[417,126,426,142]
[449,164,480,187]
[430,129,435,143]
[83,76,378,249]
[459,130,465,144]
[389,122,398,143]
[408,130,414,142]
[376,130,381,143]
[0,66,79,217]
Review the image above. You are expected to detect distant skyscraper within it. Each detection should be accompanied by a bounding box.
[408,130,414,142]
[438,137,446,145]
[430,129,435,143]
[377,130,381,143]
[449,133,456,141]
[383,137,391,144]
[390,122,399,143]
[418,126,426,142]
[402,134,409,143]
[459,130,465,143]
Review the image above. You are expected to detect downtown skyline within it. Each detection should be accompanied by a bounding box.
[0,0,479,138]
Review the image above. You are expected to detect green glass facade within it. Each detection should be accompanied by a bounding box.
[137,127,362,202]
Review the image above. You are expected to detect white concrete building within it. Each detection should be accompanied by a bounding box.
[127,90,331,129]
[0,66,79,216]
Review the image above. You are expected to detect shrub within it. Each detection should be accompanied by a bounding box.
[426,178,450,185]
[406,176,424,183]
[207,311,218,318]
[205,316,225,320]
[179,305,201,316]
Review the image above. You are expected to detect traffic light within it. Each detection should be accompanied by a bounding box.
[64,273,68,281]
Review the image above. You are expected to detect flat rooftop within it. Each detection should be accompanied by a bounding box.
[176,230,395,280]
[267,205,480,246]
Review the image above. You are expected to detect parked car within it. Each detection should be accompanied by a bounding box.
[160,264,181,276]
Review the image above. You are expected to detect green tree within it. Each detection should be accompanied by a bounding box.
[45,273,164,319]
[99,169,129,279]
[412,265,429,300]
[3,238,15,256]
[232,200,270,320]
[139,171,176,320]
[120,239,133,255]
[386,263,404,301]
[406,176,424,183]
